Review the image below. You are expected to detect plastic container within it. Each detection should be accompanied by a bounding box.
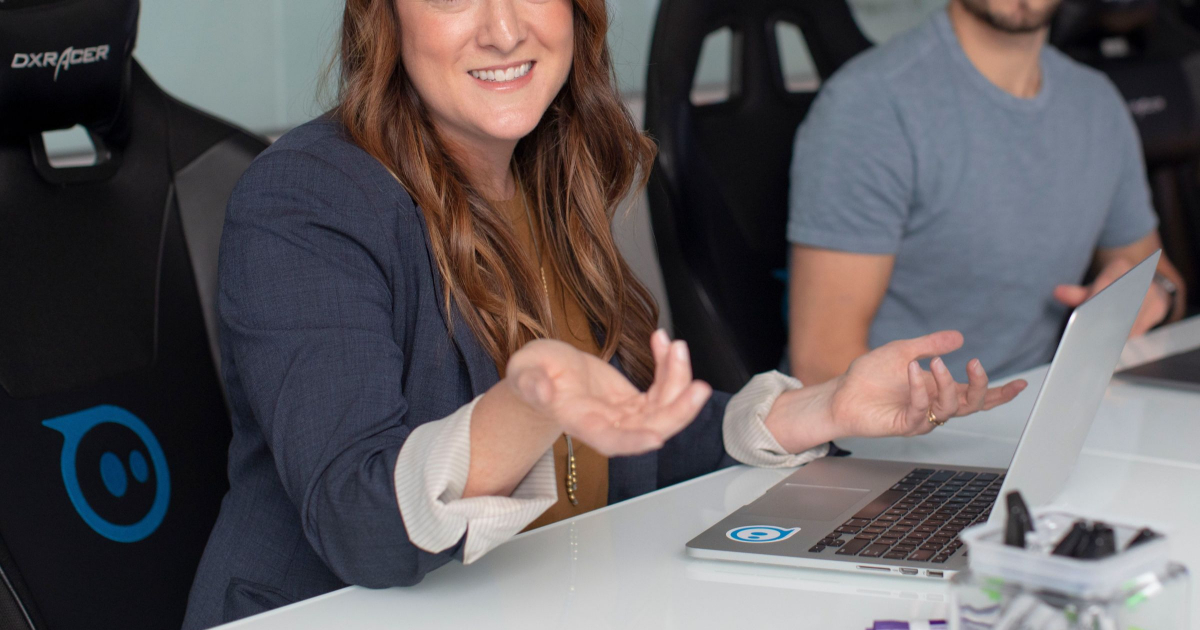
[949,507,1189,629]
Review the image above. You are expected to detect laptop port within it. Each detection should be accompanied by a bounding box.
[926,570,945,579]
[899,568,918,575]
[856,565,892,572]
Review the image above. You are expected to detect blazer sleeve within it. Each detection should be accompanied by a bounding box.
[218,148,470,587]
[656,370,836,487]
[656,391,736,488]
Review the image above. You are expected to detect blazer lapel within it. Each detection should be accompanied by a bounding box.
[605,352,659,502]
[415,205,657,500]
[414,206,500,398]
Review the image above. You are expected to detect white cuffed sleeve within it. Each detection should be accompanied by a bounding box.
[723,371,831,468]
[393,395,558,564]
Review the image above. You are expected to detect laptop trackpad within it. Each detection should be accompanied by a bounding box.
[745,484,871,521]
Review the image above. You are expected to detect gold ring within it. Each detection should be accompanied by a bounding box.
[927,409,945,427]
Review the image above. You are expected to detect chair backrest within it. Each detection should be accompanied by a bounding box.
[0,1,267,628]
[644,0,872,391]
[1053,0,1200,312]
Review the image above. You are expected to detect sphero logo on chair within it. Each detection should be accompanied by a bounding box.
[726,525,801,544]
[42,405,170,543]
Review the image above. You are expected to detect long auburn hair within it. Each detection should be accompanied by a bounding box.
[334,0,660,388]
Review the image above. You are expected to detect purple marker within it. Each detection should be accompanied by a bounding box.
[869,621,947,630]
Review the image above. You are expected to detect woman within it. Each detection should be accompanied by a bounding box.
[182,0,1026,627]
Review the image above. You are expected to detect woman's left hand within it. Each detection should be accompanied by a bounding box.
[765,331,1028,452]
[831,330,1027,438]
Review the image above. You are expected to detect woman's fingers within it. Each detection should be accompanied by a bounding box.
[889,330,965,363]
[906,360,931,431]
[655,340,693,405]
[647,331,690,406]
[929,357,960,420]
[981,379,1028,410]
[647,329,671,403]
[962,359,988,413]
[643,380,712,435]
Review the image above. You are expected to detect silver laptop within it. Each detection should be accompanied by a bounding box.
[686,251,1160,580]
[1115,346,1200,392]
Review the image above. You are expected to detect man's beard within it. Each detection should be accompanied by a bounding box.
[958,0,1061,34]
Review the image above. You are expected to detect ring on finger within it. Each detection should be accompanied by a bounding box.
[927,409,946,427]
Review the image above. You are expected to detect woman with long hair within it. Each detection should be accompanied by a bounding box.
[182,1,1025,627]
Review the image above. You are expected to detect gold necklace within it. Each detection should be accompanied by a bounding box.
[516,177,580,506]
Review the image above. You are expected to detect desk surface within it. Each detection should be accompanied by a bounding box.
[220,318,1200,630]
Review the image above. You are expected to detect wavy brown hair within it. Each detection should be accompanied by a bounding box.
[333,0,660,388]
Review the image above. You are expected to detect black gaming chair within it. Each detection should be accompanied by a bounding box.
[0,1,267,629]
[1053,0,1200,314]
[644,0,872,392]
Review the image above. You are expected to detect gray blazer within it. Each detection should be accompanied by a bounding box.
[181,117,734,629]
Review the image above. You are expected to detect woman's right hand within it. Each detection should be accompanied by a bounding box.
[505,331,712,457]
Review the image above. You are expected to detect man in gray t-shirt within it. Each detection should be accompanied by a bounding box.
[786,0,1185,384]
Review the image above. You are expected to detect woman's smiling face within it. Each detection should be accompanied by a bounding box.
[395,0,575,151]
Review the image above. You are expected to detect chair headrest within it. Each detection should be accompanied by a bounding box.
[0,0,139,138]
[1093,0,1159,31]
[1055,0,1159,47]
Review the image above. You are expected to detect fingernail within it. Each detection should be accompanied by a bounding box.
[675,341,688,360]
[654,328,668,343]
[692,387,709,405]
[971,359,981,372]
[931,357,943,371]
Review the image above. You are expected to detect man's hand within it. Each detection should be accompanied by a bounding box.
[1054,257,1169,337]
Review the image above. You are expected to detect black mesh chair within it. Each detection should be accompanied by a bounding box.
[1054,0,1200,314]
[0,1,267,628]
[644,0,872,392]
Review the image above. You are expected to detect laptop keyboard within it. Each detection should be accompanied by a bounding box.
[807,468,1001,564]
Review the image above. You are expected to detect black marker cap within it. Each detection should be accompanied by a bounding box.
[1052,521,1089,557]
[1127,528,1160,550]
[1090,523,1116,559]
[1005,491,1033,547]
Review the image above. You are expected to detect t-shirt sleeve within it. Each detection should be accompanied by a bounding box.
[1097,86,1159,250]
[787,73,915,255]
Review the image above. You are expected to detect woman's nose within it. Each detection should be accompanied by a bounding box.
[477,0,525,54]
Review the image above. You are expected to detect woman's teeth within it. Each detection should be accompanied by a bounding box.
[470,62,532,83]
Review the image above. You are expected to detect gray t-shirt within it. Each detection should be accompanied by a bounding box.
[787,10,1157,377]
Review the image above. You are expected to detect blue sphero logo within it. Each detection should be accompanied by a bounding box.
[726,525,801,544]
[42,405,170,543]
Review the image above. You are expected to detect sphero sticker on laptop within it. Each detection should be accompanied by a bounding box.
[726,525,801,543]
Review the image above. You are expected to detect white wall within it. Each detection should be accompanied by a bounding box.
[136,0,343,135]
[129,0,946,137]
[55,0,945,329]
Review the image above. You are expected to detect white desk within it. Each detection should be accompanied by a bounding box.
[221,318,1200,630]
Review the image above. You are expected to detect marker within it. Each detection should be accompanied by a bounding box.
[1086,523,1116,559]
[1052,521,1088,557]
[1004,491,1034,547]
[1126,527,1160,550]
[868,621,946,629]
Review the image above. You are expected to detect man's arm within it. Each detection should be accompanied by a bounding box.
[1070,79,1185,330]
[1054,231,1187,336]
[788,244,895,385]
[784,68,913,383]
